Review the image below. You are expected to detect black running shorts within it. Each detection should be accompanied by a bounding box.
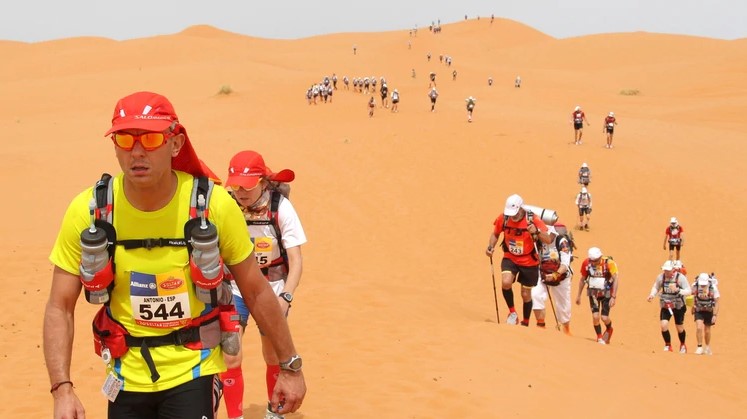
[501,257,540,287]
[108,375,220,419]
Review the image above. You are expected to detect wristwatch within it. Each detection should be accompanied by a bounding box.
[279,354,303,372]
[279,292,293,303]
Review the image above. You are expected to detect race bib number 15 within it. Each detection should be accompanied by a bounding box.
[253,236,274,266]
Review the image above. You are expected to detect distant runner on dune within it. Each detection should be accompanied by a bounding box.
[428,87,439,112]
[603,111,618,148]
[571,105,590,145]
[465,96,476,122]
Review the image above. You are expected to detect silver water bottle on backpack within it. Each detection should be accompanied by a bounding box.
[191,194,229,305]
[80,199,111,304]
[524,204,558,226]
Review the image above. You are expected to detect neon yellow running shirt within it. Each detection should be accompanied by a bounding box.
[50,171,252,392]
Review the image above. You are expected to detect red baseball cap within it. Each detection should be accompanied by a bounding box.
[225,151,295,190]
[104,91,207,178]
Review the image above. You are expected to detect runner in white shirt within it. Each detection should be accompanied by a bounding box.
[222,150,307,419]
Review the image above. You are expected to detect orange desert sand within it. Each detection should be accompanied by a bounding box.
[1,18,746,418]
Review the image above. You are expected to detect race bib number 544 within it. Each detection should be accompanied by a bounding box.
[130,270,191,328]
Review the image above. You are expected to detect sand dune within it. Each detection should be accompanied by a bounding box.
[2,18,746,418]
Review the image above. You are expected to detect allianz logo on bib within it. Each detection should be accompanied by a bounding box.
[130,281,157,290]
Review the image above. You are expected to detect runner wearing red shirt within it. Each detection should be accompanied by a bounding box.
[486,194,553,326]
[663,217,685,260]
[576,247,619,344]
[571,105,589,145]
[603,112,618,149]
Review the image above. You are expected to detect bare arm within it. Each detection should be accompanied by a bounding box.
[279,246,303,312]
[609,274,619,307]
[609,274,619,297]
[43,266,86,418]
[576,275,587,304]
[486,232,500,256]
[712,297,719,325]
[282,246,303,294]
[228,254,306,413]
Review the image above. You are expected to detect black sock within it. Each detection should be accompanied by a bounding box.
[605,321,613,330]
[594,324,602,336]
[678,330,686,344]
[523,301,533,320]
[662,330,671,345]
[502,288,514,310]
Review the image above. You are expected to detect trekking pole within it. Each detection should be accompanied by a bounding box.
[490,255,500,324]
[545,280,561,331]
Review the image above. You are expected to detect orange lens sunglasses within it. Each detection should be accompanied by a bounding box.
[229,183,260,192]
[111,131,175,151]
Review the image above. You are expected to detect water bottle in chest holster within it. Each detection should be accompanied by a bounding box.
[185,180,232,307]
[79,174,117,304]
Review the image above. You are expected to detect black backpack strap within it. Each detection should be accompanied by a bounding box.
[500,215,510,252]
[94,173,113,222]
[117,238,188,250]
[91,174,117,259]
[184,176,213,254]
[269,190,289,273]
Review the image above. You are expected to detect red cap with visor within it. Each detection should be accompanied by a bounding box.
[225,151,295,190]
[104,91,207,178]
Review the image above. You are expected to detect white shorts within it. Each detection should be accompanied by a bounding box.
[531,277,572,324]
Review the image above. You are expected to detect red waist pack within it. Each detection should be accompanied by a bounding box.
[92,306,130,359]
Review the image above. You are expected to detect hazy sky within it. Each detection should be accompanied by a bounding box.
[2,0,744,42]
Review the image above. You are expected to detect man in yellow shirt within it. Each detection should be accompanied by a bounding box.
[43,91,305,418]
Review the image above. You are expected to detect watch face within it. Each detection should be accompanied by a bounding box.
[281,355,303,371]
[281,292,293,303]
[288,356,302,371]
